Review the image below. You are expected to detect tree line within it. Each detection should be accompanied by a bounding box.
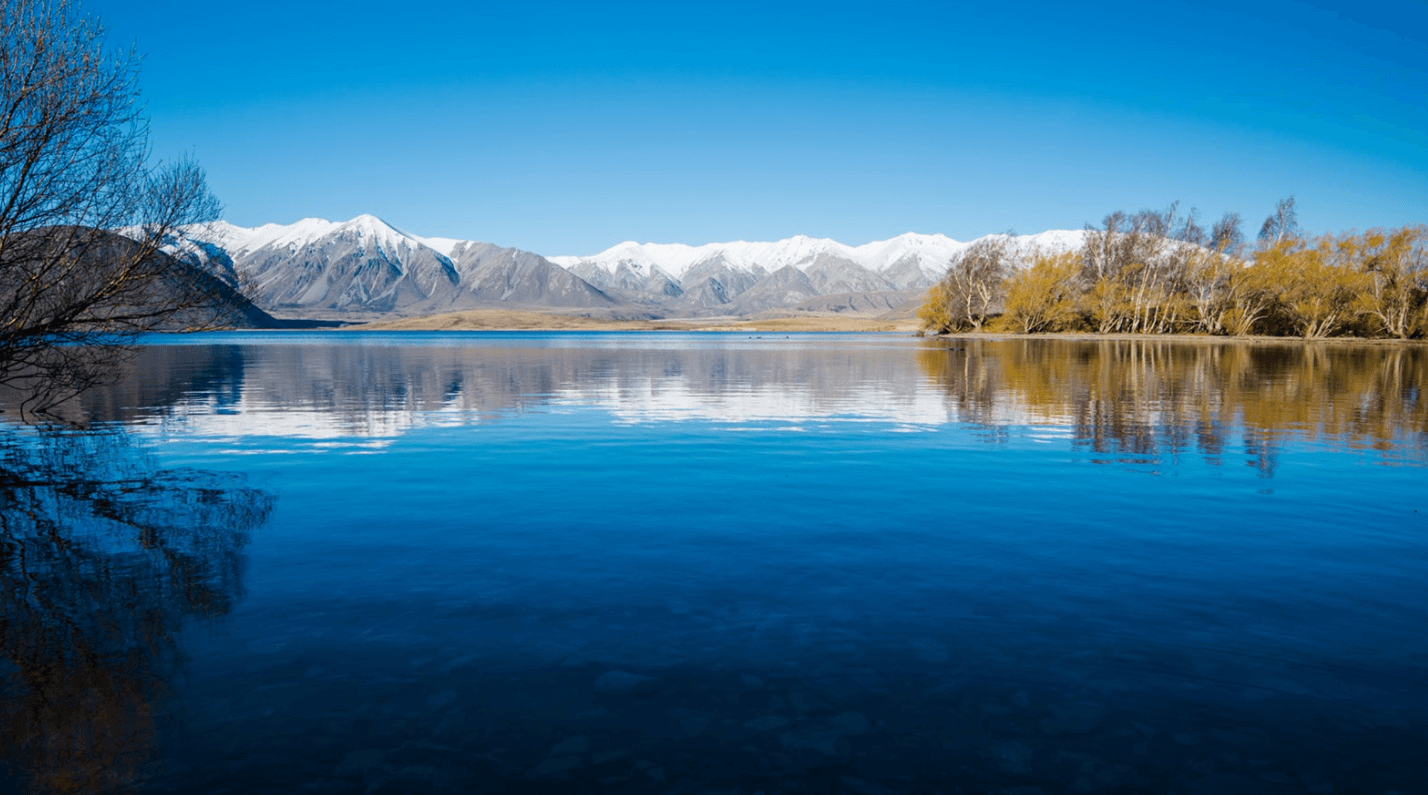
[920,199,1428,340]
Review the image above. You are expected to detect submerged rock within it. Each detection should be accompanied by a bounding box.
[990,740,1034,776]
[1040,701,1105,735]
[1184,772,1283,795]
[593,669,658,694]
[779,727,843,756]
[385,741,468,769]
[671,708,714,737]
[301,779,359,794]
[590,748,632,765]
[1060,752,1131,793]
[527,755,582,778]
[827,711,870,735]
[744,715,792,732]
[333,748,385,779]
[788,686,832,714]
[365,765,456,795]
[546,735,590,757]
[424,690,458,711]
[840,775,897,794]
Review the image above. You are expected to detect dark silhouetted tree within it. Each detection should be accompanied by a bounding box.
[0,0,233,417]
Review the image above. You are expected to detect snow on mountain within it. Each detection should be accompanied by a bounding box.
[181,216,613,315]
[550,236,871,279]
[203,217,338,255]
[999,229,1088,255]
[198,215,446,261]
[552,230,1086,282]
[172,217,1093,318]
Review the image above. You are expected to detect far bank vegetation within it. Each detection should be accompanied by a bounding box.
[919,199,1428,340]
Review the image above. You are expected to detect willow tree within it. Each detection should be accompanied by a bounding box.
[1254,235,1370,339]
[1357,225,1428,339]
[1004,251,1081,333]
[919,236,1015,333]
[1182,212,1247,335]
[1,0,226,416]
[1080,206,1193,334]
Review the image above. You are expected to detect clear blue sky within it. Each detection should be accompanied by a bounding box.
[90,0,1426,254]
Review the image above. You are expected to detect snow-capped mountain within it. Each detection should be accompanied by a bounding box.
[181,215,614,316]
[551,230,1086,313]
[548,233,952,280]
[175,217,1089,320]
[552,230,1084,278]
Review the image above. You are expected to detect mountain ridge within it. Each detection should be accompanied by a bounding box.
[179,217,1087,319]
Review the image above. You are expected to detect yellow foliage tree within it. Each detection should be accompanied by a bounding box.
[917,281,957,334]
[1355,225,1428,339]
[1004,251,1081,333]
[918,237,1015,333]
[1084,274,1132,334]
[1220,256,1280,336]
[1255,236,1370,338]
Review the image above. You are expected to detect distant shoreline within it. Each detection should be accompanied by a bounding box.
[236,308,1426,344]
[337,309,921,334]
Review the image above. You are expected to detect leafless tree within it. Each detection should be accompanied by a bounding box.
[1080,204,1189,334]
[1174,207,1207,247]
[920,236,1016,333]
[0,0,231,418]
[1210,211,1245,254]
[1257,196,1299,246]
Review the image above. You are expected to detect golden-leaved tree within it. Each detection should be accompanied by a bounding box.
[919,236,1015,333]
[1356,225,1427,339]
[1004,251,1081,333]
[1256,236,1370,339]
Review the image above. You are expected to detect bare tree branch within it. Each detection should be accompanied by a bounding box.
[0,0,233,419]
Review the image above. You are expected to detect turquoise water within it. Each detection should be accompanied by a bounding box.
[2,333,1425,794]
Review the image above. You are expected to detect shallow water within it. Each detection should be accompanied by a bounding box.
[1,332,1425,795]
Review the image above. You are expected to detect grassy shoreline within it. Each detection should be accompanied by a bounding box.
[344,309,921,333]
[249,308,1427,344]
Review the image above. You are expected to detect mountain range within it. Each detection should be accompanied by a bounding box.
[175,216,1085,320]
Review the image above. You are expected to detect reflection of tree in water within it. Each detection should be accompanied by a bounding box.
[0,427,272,794]
[918,340,1428,474]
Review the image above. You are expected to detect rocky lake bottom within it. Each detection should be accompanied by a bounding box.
[144,627,1422,795]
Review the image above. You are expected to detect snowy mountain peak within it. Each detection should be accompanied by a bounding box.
[219,217,341,254]
[553,229,1090,284]
[337,213,399,236]
[330,214,429,254]
[191,215,444,259]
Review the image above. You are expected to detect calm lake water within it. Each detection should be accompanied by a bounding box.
[2,332,1425,795]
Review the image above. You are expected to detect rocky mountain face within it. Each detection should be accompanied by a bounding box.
[550,231,1086,316]
[550,233,948,315]
[180,216,1086,320]
[183,216,615,319]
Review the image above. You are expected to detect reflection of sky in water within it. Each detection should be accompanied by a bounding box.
[5,332,1427,795]
[109,333,1426,470]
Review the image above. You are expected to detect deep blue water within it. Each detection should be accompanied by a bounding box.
[1,332,1425,795]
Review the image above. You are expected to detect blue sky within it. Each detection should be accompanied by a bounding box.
[91,0,1426,254]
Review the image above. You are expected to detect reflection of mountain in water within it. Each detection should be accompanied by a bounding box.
[58,336,1428,466]
[75,340,951,437]
[0,427,272,795]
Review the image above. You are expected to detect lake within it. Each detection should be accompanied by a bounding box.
[1,332,1425,795]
